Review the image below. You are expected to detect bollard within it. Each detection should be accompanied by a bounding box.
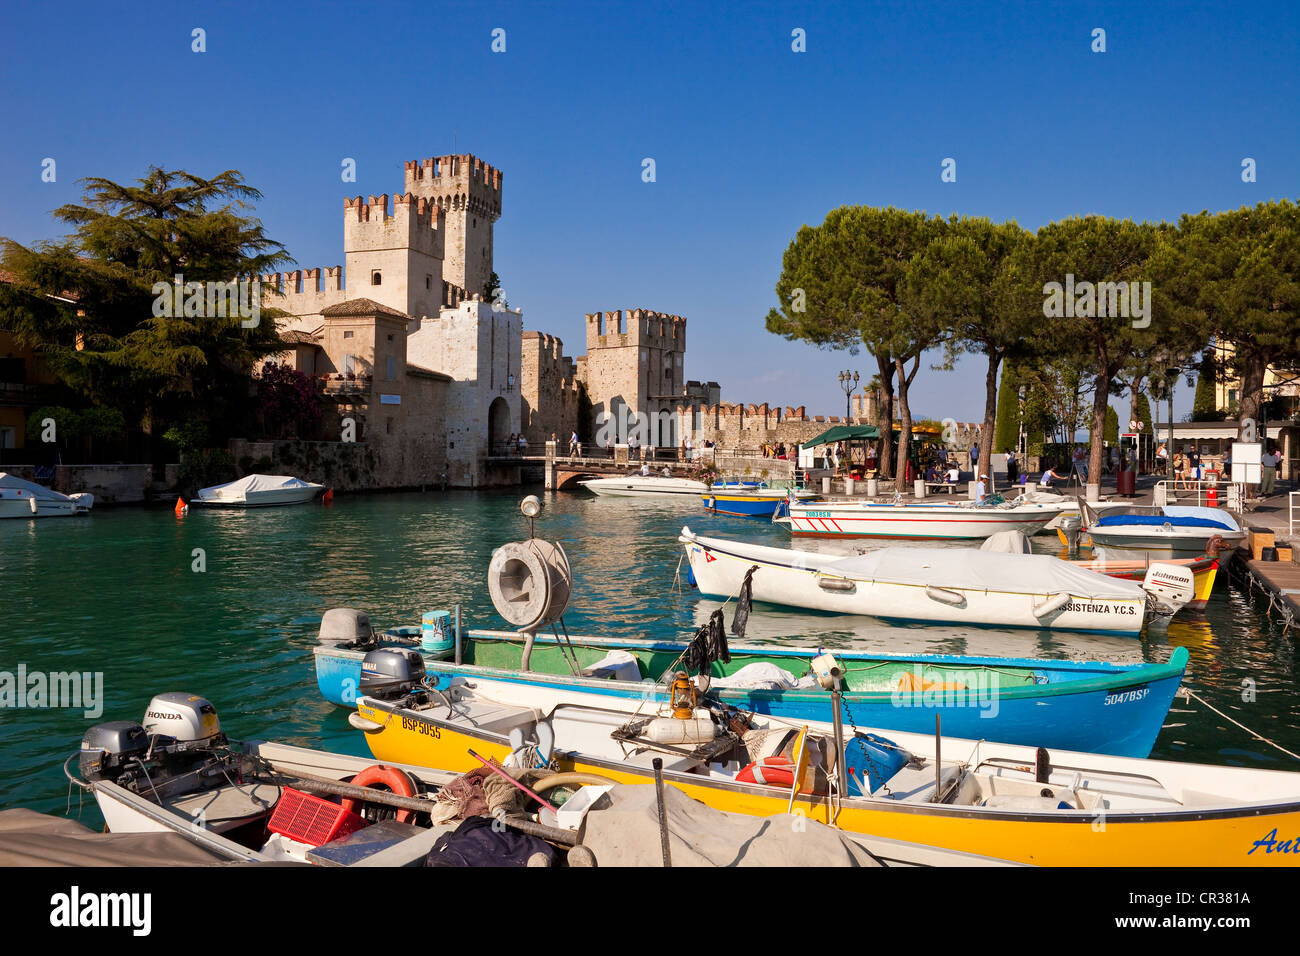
[866,478,878,497]
[845,477,855,496]
[822,476,831,495]
[914,479,926,498]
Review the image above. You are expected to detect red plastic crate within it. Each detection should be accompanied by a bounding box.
[267,787,367,847]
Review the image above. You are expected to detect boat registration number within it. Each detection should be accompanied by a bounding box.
[1104,686,1149,706]
[803,511,832,518]
[400,714,442,738]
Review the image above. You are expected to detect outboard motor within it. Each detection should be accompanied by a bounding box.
[142,692,224,747]
[360,648,426,700]
[1059,514,1082,554]
[79,693,233,799]
[319,607,377,649]
[79,721,150,784]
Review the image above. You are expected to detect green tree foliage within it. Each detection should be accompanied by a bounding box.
[0,167,292,449]
[1104,404,1119,446]
[993,364,1022,454]
[901,217,1039,480]
[1161,201,1300,438]
[765,207,944,478]
[1191,349,1222,420]
[1023,216,1162,483]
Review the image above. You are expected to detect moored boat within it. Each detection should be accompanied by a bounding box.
[1081,504,1247,556]
[784,497,1058,539]
[579,474,708,497]
[703,484,817,518]
[191,473,325,508]
[680,526,1195,636]
[351,678,1300,867]
[0,472,94,518]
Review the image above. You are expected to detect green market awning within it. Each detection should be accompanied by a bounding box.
[801,424,880,447]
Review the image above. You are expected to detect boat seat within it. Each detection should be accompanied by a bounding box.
[461,703,542,737]
[876,763,963,803]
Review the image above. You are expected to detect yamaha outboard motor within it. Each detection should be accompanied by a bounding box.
[79,721,150,784]
[360,648,426,700]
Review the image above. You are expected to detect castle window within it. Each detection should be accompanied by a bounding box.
[386,356,396,381]
[386,417,394,435]
[371,271,382,286]
[387,334,394,341]
[343,331,354,339]
[426,275,432,290]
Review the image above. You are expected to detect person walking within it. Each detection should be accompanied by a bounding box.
[569,431,579,457]
[1005,447,1018,486]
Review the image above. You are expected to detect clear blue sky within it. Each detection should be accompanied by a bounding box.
[2,1,1296,425]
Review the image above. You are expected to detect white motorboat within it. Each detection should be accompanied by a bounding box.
[1081,503,1247,556]
[0,472,93,518]
[579,473,709,498]
[679,526,1195,635]
[784,496,1057,539]
[192,473,325,508]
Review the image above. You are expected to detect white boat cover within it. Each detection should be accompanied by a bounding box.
[0,472,74,502]
[821,547,1144,599]
[579,784,881,867]
[197,474,315,499]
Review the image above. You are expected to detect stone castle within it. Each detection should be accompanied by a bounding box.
[262,152,734,487]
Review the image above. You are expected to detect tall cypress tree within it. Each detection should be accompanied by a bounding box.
[993,364,1021,453]
[1191,349,1220,420]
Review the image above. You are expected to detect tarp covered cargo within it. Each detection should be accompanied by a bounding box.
[0,809,223,866]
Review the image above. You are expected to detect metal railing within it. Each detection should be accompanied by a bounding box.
[1290,492,1300,536]
[1153,478,1244,513]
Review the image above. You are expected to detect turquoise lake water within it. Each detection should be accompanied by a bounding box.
[2,488,1298,824]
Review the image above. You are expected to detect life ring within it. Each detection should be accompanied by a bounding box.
[737,755,796,787]
[341,765,420,824]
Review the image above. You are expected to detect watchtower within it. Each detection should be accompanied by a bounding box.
[403,154,503,300]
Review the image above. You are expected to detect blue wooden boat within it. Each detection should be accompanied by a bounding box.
[704,486,816,518]
[317,622,1189,757]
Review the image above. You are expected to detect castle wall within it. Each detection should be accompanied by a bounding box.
[521,331,579,446]
[407,298,521,487]
[580,308,686,447]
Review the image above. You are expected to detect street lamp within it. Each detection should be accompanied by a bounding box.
[838,370,860,419]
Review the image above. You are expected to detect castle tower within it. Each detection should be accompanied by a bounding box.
[404,154,503,301]
[342,193,446,327]
[579,309,686,447]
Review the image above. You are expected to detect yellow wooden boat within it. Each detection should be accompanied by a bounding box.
[353,684,1300,867]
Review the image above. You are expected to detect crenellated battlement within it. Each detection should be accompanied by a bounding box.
[403,154,503,221]
[261,265,345,298]
[585,308,686,351]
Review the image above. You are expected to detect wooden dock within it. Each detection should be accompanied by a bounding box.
[1230,552,1300,635]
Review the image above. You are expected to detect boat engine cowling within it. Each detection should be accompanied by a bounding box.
[361,648,426,699]
[142,692,223,746]
[79,720,150,782]
[319,607,376,648]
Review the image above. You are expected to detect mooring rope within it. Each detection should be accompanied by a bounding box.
[1180,687,1300,761]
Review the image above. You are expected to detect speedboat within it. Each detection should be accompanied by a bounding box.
[579,474,708,497]
[1081,503,1246,556]
[783,496,1057,539]
[191,473,325,507]
[679,527,1195,636]
[0,472,93,518]
[351,677,1300,867]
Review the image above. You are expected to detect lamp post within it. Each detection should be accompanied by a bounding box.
[839,370,860,420]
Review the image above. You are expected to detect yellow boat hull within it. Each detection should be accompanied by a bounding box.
[355,700,1300,867]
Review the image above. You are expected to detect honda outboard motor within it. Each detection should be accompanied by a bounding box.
[360,648,426,700]
[79,693,232,800]
[319,607,377,649]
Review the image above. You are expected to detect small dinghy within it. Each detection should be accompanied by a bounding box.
[680,526,1195,636]
[0,472,93,518]
[192,473,325,508]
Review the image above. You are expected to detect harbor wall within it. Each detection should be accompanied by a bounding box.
[0,463,179,504]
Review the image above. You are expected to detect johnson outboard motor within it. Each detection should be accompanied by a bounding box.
[360,648,426,700]
[1059,514,1082,554]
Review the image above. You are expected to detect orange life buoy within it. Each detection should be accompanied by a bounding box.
[737,755,809,790]
[341,764,419,824]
